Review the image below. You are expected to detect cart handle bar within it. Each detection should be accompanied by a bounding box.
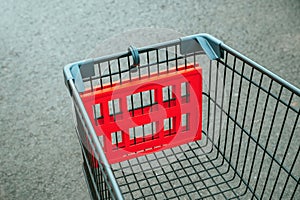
[63,33,223,93]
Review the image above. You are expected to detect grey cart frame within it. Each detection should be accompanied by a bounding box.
[64,34,300,199]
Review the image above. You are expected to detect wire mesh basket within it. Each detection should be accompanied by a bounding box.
[64,34,300,199]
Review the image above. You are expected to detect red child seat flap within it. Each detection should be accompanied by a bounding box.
[81,64,202,164]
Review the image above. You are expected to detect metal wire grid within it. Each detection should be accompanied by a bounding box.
[71,39,300,199]
[107,47,300,199]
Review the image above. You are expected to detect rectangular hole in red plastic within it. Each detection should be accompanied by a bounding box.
[129,122,157,145]
[181,82,190,103]
[93,103,102,118]
[108,99,122,121]
[164,117,176,136]
[80,62,202,164]
[93,103,104,125]
[111,131,125,149]
[162,85,174,101]
[181,113,189,131]
[162,85,176,107]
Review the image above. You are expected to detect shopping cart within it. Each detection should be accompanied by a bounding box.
[63,34,300,199]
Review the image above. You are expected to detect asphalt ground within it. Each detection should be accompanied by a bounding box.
[0,0,299,199]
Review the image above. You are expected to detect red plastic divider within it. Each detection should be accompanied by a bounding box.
[81,64,202,164]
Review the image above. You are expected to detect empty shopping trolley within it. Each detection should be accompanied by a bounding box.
[63,34,300,199]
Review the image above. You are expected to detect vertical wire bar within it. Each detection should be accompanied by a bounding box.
[259,86,284,198]
[215,55,228,158]
[250,80,275,199]
[270,112,299,199]
[169,118,171,135]
[108,60,113,86]
[211,59,219,154]
[142,125,145,142]
[167,86,171,107]
[262,93,295,198]
[151,121,154,140]
[232,61,246,176]
[243,72,264,196]
[227,56,239,169]
[149,90,153,112]
[117,58,122,84]
[205,53,213,148]
[237,67,255,191]
[131,94,134,117]
[127,56,132,81]
[156,49,160,75]
[166,47,169,73]
[186,82,189,103]
[115,131,118,148]
[147,51,150,77]
[133,127,136,145]
[222,54,236,167]
[111,99,116,122]
[140,92,144,114]
[225,60,245,184]
[175,45,178,71]
[98,63,103,89]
